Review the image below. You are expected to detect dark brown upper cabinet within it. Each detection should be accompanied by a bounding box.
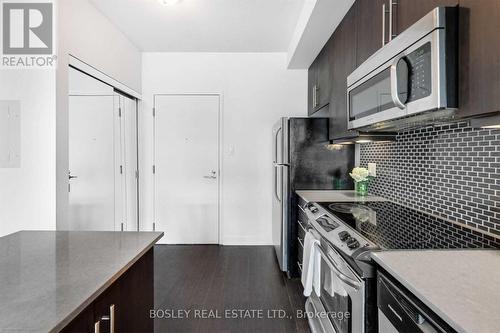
[329,4,358,140]
[317,46,332,110]
[308,46,331,116]
[307,60,318,116]
[394,0,458,37]
[356,0,389,66]
[458,0,500,118]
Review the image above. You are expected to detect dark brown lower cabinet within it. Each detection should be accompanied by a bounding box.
[61,249,154,333]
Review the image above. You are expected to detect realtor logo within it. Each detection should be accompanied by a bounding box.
[1,1,55,67]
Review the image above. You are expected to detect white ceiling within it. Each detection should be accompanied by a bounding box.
[89,0,306,52]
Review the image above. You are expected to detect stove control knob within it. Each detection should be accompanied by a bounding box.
[339,231,350,242]
[347,238,360,250]
[306,203,319,213]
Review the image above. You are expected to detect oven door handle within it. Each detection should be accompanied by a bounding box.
[315,243,362,290]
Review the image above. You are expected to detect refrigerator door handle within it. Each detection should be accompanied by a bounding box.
[274,165,282,202]
[274,127,282,164]
[273,165,279,201]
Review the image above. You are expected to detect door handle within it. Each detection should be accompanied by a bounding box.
[100,304,115,333]
[382,3,389,45]
[68,171,78,180]
[94,321,100,333]
[314,242,361,290]
[203,171,217,179]
[390,56,408,110]
[109,304,115,333]
[389,0,397,41]
[274,166,282,202]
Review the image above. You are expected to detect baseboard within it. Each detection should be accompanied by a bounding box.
[221,235,272,246]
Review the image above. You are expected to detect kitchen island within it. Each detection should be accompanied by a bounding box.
[0,231,163,333]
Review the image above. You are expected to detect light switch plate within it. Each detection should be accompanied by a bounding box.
[368,163,376,177]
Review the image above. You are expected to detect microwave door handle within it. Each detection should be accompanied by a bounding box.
[390,57,407,110]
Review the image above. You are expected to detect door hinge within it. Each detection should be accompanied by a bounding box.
[153,165,156,174]
[120,165,123,174]
[153,222,156,231]
[119,107,122,118]
[135,170,139,179]
[121,222,124,231]
[153,107,156,117]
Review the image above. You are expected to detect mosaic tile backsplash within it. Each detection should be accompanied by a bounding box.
[359,121,500,238]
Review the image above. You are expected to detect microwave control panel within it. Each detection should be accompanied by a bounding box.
[406,42,432,102]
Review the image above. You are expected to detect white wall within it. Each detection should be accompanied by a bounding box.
[0,70,56,237]
[141,53,307,245]
[56,0,142,228]
[58,0,142,93]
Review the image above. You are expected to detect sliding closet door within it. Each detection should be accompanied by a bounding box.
[68,95,122,231]
[67,67,138,231]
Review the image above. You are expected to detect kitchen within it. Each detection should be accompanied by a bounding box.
[0,0,499,332]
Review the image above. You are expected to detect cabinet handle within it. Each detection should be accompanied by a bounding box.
[94,321,100,333]
[100,304,116,333]
[313,85,319,108]
[312,85,316,108]
[110,304,115,333]
[389,0,397,41]
[382,3,387,46]
[316,86,320,107]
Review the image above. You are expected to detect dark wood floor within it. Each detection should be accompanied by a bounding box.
[154,245,310,333]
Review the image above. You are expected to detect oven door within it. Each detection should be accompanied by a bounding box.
[348,31,441,130]
[315,244,365,333]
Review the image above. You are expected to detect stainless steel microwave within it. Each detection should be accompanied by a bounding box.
[347,7,458,132]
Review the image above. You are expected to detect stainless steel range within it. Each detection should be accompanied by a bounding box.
[298,195,497,333]
[299,197,379,333]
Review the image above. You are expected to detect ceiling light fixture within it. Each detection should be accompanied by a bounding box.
[159,0,181,6]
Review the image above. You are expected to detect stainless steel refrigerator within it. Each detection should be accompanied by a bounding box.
[272,117,355,276]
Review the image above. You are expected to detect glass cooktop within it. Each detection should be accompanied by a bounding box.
[317,201,499,250]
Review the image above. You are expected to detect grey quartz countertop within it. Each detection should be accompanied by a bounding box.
[372,250,500,333]
[296,190,387,203]
[0,231,163,333]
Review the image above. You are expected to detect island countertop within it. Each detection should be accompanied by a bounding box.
[372,250,500,333]
[0,231,163,333]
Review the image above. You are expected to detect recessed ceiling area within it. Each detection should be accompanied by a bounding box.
[89,0,306,52]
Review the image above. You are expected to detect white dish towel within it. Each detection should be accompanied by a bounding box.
[301,231,321,297]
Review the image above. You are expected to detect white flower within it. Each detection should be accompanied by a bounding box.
[349,167,370,183]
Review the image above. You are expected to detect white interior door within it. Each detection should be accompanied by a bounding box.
[154,94,220,244]
[68,95,122,231]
